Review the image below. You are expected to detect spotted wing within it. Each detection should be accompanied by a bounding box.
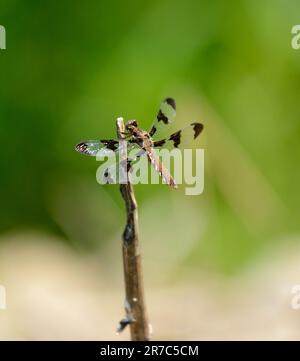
[153,122,203,149]
[149,97,176,139]
[75,139,119,156]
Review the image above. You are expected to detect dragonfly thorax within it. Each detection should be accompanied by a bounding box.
[126,121,153,149]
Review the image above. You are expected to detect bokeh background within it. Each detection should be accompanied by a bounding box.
[1,0,300,340]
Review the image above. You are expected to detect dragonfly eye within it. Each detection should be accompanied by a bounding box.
[127,120,138,127]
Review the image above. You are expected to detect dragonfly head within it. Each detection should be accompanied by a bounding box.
[125,120,138,131]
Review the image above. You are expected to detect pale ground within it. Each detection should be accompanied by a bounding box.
[0,232,300,340]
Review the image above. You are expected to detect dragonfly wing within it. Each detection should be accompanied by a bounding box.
[75,139,119,156]
[149,98,176,139]
[153,122,203,150]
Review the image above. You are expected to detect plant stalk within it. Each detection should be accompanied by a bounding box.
[116,117,150,341]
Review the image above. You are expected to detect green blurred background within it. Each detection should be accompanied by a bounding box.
[1,0,300,340]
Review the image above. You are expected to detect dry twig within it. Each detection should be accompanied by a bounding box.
[116,117,150,341]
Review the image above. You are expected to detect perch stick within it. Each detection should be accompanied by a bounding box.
[116,117,150,341]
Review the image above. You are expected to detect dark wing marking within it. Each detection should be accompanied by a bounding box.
[152,139,166,147]
[75,139,119,156]
[149,97,176,138]
[153,122,203,149]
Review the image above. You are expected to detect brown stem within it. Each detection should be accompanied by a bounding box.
[116,118,150,341]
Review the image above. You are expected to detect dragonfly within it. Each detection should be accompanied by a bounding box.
[75,98,204,188]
